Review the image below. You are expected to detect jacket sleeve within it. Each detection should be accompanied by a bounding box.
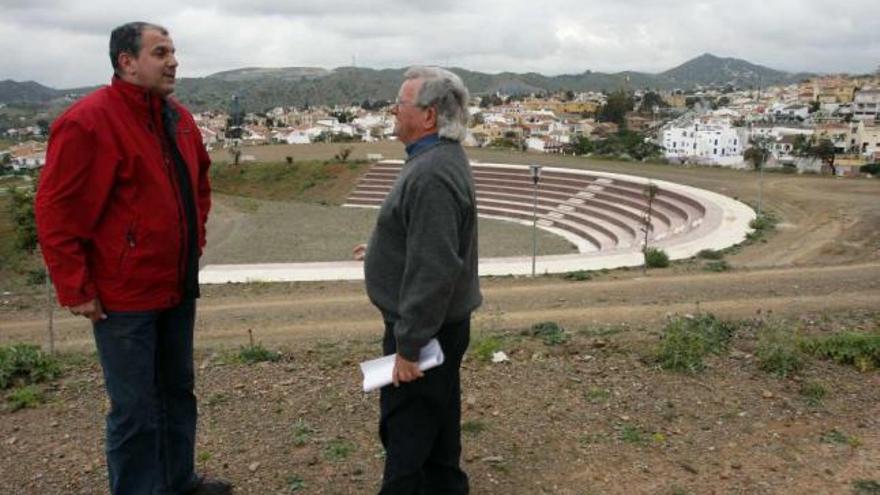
[393,172,465,361]
[194,125,212,255]
[35,118,118,307]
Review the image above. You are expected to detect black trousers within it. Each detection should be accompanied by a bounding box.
[379,318,471,495]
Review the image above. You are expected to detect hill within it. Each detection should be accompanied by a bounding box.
[1,53,815,110]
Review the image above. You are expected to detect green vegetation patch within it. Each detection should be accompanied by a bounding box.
[756,322,805,378]
[6,385,43,412]
[656,313,736,373]
[801,332,880,372]
[530,321,568,346]
[644,247,670,268]
[0,344,61,390]
[209,160,368,204]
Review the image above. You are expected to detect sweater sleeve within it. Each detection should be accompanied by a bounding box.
[393,171,465,360]
[35,118,118,307]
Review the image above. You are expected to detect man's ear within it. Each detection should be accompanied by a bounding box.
[118,51,135,77]
[424,106,438,131]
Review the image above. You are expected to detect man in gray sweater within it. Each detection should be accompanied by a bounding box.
[354,67,481,494]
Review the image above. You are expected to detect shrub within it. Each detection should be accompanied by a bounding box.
[799,381,827,407]
[531,321,568,346]
[756,322,804,378]
[7,385,43,411]
[656,314,736,373]
[237,343,280,364]
[703,260,731,272]
[471,335,503,363]
[563,270,592,281]
[644,247,670,268]
[696,249,724,260]
[0,344,61,390]
[801,332,880,372]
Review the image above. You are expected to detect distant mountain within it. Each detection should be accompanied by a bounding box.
[1,54,817,111]
[0,80,62,104]
[658,53,810,88]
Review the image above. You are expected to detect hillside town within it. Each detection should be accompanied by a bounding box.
[3,73,880,176]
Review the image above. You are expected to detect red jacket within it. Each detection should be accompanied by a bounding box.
[36,77,211,311]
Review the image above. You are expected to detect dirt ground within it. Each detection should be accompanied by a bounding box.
[2,146,880,494]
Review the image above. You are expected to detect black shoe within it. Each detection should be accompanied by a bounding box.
[186,477,233,495]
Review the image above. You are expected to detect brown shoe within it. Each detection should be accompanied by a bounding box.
[186,477,233,495]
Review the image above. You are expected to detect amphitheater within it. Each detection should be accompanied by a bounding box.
[199,160,755,283]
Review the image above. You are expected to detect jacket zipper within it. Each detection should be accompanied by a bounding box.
[149,100,188,296]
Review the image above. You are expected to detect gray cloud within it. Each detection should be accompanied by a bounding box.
[1,0,877,88]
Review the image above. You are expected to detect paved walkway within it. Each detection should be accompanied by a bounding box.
[200,166,755,284]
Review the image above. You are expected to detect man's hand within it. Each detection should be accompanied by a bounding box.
[68,299,107,322]
[392,353,423,387]
[352,243,367,261]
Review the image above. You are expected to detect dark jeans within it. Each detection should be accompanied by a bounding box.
[92,299,200,495]
[379,318,471,495]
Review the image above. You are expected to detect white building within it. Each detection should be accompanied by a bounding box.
[661,121,747,167]
[853,88,880,122]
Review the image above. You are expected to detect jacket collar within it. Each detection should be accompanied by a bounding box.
[110,75,167,120]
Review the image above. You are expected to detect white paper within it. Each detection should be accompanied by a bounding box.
[359,339,445,392]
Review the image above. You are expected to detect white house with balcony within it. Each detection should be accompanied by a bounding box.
[661,121,747,167]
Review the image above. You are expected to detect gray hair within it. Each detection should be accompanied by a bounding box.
[404,66,470,142]
[109,22,169,74]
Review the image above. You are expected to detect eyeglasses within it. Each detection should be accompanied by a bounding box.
[394,99,424,108]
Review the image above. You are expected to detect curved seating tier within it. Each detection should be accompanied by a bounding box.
[344,161,715,254]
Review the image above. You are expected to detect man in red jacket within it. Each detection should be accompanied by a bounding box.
[35,22,230,495]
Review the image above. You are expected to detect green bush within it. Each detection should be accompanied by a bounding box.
[471,335,503,362]
[799,381,827,407]
[756,323,804,378]
[7,385,43,411]
[0,344,61,390]
[696,249,724,260]
[703,260,731,272]
[563,270,592,281]
[801,332,880,372]
[749,213,778,232]
[236,343,280,364]
[656,314,736,373]
[644,247,670,268]
[859,163,880,176]
[531,321,568,346]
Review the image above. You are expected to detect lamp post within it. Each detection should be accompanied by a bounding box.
[529,164,542,277]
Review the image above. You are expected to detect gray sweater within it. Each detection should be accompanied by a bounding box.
[364,140,482,360]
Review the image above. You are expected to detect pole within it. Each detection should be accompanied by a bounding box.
[45,272,54,354]
[758,158,764,217]
[529,164,542,277]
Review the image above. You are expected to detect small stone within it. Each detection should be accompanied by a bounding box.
[50,421,59,428]
[482,456,504,464]
[6,436,17,445]
[762,390,774,399]
[248,461,261,472]
[465,396,477,408]
[591,340,608,349]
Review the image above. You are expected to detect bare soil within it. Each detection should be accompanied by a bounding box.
[2,147,879,494]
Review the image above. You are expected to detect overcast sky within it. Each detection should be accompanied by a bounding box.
[2,0,878,88]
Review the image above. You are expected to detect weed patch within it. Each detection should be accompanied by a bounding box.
[6,385,43,411]
[324,439,355,461]
[756,322,805,378]
[471,335,503,363]
[530,321,568,346]
[656,314,736,373]
[644,247,670,268]
[801,332,880,372]
[0,344,61,389]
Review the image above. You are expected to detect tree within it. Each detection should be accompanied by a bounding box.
[10,182,38,253]
[638,92,667,114]
[597,90,633,127]
[641,182,659,273]
[811,138,837,176]
[744,139,771,171]
[744,137,772,216]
